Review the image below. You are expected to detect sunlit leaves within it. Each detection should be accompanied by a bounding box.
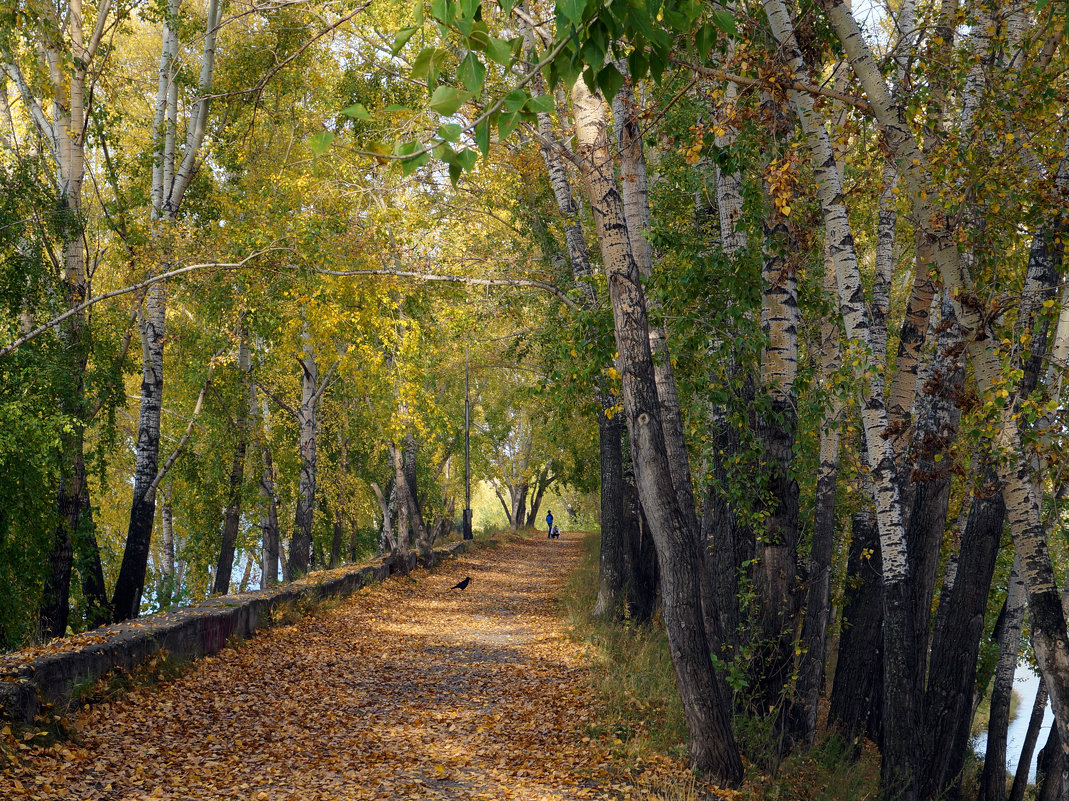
[391,25,419,54]
[341,103,372,121]
[428,85,472,116]
[457,51,486,93]
[308,131,335,156]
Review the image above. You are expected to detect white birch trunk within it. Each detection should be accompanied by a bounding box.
[821,0,1069,779]
[572,77,743,785]
[761,1,916,793]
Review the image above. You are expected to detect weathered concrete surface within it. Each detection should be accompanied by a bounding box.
[0,539,486,723]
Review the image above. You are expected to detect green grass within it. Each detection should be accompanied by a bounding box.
[559,532,883,801]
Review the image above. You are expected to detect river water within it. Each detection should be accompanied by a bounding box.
[972,663,1053,784]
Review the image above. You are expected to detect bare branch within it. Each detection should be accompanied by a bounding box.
[316,268,579,309]
[145,349,225,498]
[672,57,872,113]
[0,249,289,358]
[254,379,299,419]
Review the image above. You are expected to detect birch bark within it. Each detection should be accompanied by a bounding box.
[2,0,114,635]
[760,0,916,792]
[794,245,842,745]
[214,337,252,594]
[572,78,742,785]
[820,0,1069,780]
[113,0,224,620]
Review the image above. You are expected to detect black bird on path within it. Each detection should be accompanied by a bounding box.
[449,576,471,590]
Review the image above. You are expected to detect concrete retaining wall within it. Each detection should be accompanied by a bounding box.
[0,539,485,724]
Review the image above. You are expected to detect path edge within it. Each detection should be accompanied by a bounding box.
[0,538,493,724]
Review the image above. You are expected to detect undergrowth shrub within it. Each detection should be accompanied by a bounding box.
[561,532,882,801]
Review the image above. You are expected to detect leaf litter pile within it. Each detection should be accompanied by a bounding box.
[1,534,725,800]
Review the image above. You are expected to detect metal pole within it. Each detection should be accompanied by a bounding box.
[463,345,473,539]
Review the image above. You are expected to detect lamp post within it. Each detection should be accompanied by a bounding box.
[463,345,473,539]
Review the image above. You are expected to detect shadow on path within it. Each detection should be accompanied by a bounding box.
[3,533,632,801]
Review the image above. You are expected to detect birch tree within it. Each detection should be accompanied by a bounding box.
[112,0,225,621]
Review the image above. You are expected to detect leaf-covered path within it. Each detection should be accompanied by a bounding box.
[3,533,645,800]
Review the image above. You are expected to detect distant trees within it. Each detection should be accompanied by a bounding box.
[5,0,1069,798]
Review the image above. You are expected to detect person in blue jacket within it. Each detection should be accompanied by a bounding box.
[546,510,554,539]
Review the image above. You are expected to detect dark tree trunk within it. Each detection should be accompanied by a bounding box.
[288,334,319,578]
[793,399,840,745]
[1009,679,1050,801]
[1038,726,1065,801]
[112,283,167,622]
[513,483,529,532]
[399,436,433,565]
[921,475,1004,799]
[701,398,751,657]
[39,484,75,638]
[828,509,884,750]
[214,342,252,595]
[623,463,659,624]
[214,432,248,594]
[572,79,743,785]
[72,481,110,628]
[594,411,627,619]
[525,466,552,529]
[253,384,282,587]
[753,399,801,717]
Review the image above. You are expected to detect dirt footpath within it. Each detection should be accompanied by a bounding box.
[2,533,639,801]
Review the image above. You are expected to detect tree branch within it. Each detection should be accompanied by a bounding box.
[145,350,224,498]
[671,57,872,113]
[0,248,288,358]
[315,268,579,309]
[254,379,299,419]
[313,358,341,404]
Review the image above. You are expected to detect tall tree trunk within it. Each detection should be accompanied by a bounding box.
[73,481,110,627]
[572,78,743,785]
[794,246,843,745]
[371,481,396,555]
[2,0,105,640]
[392,453,410,560]
[622,461,659,625]
[612,71,700,540]
[1009,678,1050,801]
[921,469,1004,799]
[753,199,801,716]
[113,0,222,621]
[980,556,1028,801]
[257,394,281,587]
[400,433,433,565]
[525,466,552,528]
[112,283,166,621]
[593,411,627,619]
[701,382,752,657]
[214,339,251,595]
[288,331,318,577]
[828,508,884,750]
